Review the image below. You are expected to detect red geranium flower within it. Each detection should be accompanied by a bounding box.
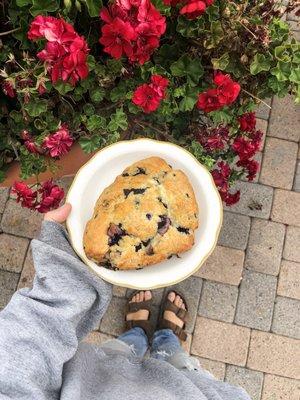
[2,81,16,98]
[197,72,240,113]
[132,83,161,113]
[132,74,169,113]
[99,18,136,59]
[150,74,169,98]
[180,0,207,19]
[238,112,256,132]
[99,0,165,65]
[28,16,89,86]
[43,125,73,158]
[11,182,37,209]
[237,158,259,181]
[36,180,65,213]
[232,136,260,161]
[211,161,240,206]
[197,89,222,113]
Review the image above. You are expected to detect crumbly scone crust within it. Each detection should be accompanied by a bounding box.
[83,157,199,270]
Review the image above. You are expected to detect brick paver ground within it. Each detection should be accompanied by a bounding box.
[1,41,300,400]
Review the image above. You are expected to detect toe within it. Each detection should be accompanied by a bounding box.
[145,290,152,301]
[175,295,181,307]
[178,298,183,308]
[130,294,136,303]
[168,291,176,302]
[136,292,141,302]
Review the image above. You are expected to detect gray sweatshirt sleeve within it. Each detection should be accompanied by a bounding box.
[0,220,112,399]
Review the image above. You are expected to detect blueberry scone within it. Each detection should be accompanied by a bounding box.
[83,157,198,270]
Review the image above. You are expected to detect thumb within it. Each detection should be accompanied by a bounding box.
[44,203,72,223]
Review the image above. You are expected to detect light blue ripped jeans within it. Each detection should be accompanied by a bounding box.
[101,327,200,371]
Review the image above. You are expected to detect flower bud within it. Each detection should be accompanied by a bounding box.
[240,54,248,64]
[75,0,81,11]
[64,0,72,10]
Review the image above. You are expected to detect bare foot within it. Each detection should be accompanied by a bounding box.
[163,291,186,328]
[126,290,152,321]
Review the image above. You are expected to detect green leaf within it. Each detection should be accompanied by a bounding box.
[270,19,289,43]
[54,81,74,95]
[267,76,289,97]
[127,102,140,114]
[176,16,201,38]
[211,53,229,70]
[0,170,6,183]
[83,103,95,116]
[16,0,31,6]
[25,100,48,117]
[170,54,203,86]
[295,85,300,104]
[274,46,291,63]
[151,0,171,15]
[110,84,127,102]
[206,3,220,21]
[86,115,106,131]
[209,108,233,124]
[179,87,198,112]
[30,0,59,16]
[87,55,96,71]
[106,59,123,76]
[79,135,103,153]
[290,67,300,84]
[89,87,105,103]
[250,53,272,75]
[84,0,102,17]
[204,21,224,49]
[154,44,181,67]
[270,61,291,81]
[107,108,128,132]
[9,110,23,123]
[189,141,215,170]
[19,150,47,179]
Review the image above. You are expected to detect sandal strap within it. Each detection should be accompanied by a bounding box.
[164,299,188,322]
[158,319,187,341]
[125,320,152,340]
[126,300,152,314]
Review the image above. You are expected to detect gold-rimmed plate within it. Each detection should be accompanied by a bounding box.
[66,139,222,289]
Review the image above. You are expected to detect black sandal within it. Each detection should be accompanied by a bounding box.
[158,291,188,341]
[124,291,153,340]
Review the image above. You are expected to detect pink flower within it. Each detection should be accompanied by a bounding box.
[36,180,64,213]
[28,16,89,86]
[24,140,41,154]
[11,181,37,209]
[43,125,73,158]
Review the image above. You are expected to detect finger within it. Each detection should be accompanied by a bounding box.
[44,203,72,223]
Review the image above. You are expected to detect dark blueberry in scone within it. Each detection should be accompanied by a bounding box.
[123,188,147,198]
[177,226,190,234]
[146,213,152,220]
[132,167,146,176]
[157,215,171,235]
[107,223,125,245]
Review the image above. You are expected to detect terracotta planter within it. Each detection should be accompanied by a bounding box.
[1,143,95,188]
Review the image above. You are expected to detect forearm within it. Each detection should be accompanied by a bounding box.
[0,221,112,399]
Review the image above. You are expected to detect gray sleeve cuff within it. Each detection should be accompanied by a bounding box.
[38,220,77,256]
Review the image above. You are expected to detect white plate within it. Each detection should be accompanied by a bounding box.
[66,139,223,289]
